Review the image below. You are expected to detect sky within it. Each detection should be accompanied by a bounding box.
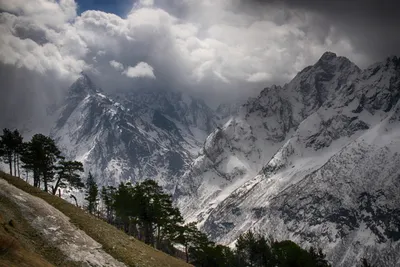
[0,0,399,130]
[76,0,136,17]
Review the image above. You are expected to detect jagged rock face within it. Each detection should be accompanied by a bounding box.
[179,53,400,266]
[215,102,241,122]
[203,114,400,267]
[115,89,217,140]
[175,52,360,224]
[51,75,216,190]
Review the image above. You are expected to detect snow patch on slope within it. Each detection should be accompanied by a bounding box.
[0,179,126,267]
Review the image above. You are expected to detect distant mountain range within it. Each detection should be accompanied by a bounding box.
[44,52,400,266]
[51,73,217,192]
[175,52,400,266]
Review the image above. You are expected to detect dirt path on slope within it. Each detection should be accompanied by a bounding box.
[0,179,127,267]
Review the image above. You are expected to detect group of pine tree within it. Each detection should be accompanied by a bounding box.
[0,128,375,267]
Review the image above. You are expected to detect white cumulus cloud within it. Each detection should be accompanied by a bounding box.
[123,62,155,79]
[138,0,154,7]
[109,60,124,71]
[247,72,272,83]
[0,0,374,127]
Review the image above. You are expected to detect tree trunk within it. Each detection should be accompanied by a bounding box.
[13,153,17,177]
[70,194,79,207]
[17,155,20,177]
[156,225,161,249]
[128,220,138,237]
[8,154,12,176]
[185,246,189,263]
[43,171,48,193]
[124,220,129,233]
[44,180,48,192]
[52,177,61,195]
[33,170,40,188]
[107,209,111,224]
[144,223,153,245]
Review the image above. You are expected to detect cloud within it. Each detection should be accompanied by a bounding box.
[0,1,87,80]
[248,0,400,63]
[0,0,77,27]
[109,60,124,71]
[247,72,272,83]
[123,62,155,79]
[138,0,154,7]
[0,0,372,92]
[0,0,397,128]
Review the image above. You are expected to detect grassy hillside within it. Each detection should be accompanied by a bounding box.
[0,191,78,267]
[0,171,191,267]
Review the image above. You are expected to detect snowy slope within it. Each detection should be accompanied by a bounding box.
[175,52,360,223]
[51,74,216,191]
[215,101,242,123]
[0,178,127,267]
[114,89,217,153]
[178,54,400,266]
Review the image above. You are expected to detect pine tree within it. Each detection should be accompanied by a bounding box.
[20,134,63,191]
[101,186,116,223]
[152,189,183,249]
[135,179,183,247]
[0,128,22,176]
[187,228,215,267]
[177,222,203,263]
[113,182,133,231]
[112,179,185,249]
[236,230,260,267]
[20,140,40,187]
[52,160,84,195]
[85,172,99,214]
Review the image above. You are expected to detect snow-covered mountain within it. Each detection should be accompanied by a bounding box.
[113,89,217,150]
[48,52,399,266]
[175,52,360,221]
[215,101,242,122]
[51,73,216,191]
[176,53,400,266]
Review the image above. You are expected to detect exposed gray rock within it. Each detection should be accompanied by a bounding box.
[179,53,400,266]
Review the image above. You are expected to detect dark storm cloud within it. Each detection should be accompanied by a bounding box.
[247,0,400,63]
[0,63,70,134]
[1,0,398,131]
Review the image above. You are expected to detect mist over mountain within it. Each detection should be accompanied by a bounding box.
[50,73,218,192]
[2,0,399,131]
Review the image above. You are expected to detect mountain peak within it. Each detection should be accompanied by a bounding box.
[313,51,359,75]
[385,55,400,67]
[319,51,337,61]
[69,73,99,97]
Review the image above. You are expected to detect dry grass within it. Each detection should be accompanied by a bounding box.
[0,172,192,267]
[0,196,62,267]
[0,232,54,267]
[0,234,18,256]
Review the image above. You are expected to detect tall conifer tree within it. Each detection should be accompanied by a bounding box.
[85,172,99,214]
